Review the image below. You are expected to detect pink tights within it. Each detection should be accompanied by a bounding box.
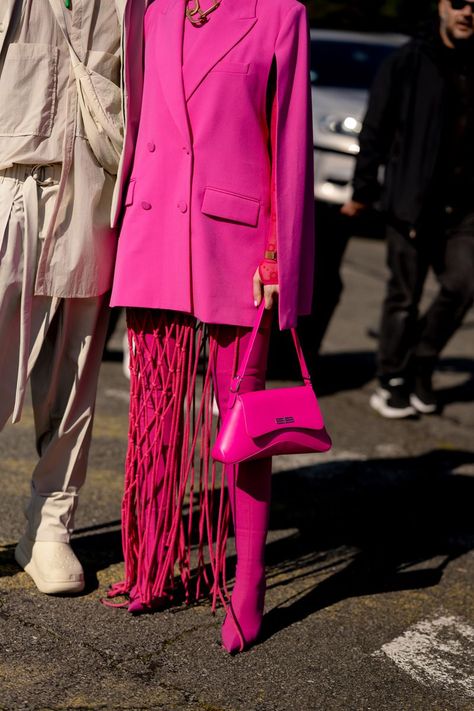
[125,309,271,653]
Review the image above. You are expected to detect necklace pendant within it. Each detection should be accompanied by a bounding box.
[65,0,71,8]
[186,0,220,26]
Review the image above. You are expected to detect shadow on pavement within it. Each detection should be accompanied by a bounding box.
[72,521,123,593]
[1,449,472,625]
[268,350,473,404]
[261,448,474,642]
[437,357,474,407]
[313,351,376,396]
[0,544,19,579]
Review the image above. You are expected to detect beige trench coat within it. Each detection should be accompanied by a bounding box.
[111,0,150,227]
[0,0,124,297]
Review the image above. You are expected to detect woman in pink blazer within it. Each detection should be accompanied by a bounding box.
[109,0,314,654]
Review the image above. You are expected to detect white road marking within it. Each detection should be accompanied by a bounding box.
[375,616,474,698]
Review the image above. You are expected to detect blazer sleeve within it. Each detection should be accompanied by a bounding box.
[273,3,314,330]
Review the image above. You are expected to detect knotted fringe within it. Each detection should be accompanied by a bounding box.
[106,309,233,613]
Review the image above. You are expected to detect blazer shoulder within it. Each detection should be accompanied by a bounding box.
[258,0,307,20]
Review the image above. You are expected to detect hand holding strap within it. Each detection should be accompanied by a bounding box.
[258,258,279,285]
[230,302,312,394]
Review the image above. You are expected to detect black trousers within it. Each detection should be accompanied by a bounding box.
[377,210,474,380]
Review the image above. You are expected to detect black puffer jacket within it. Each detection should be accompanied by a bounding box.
[352,22,474,229]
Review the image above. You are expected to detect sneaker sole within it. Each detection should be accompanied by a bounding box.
[410,394,437,415]
[370,393,417,419]
[14,538,85,595]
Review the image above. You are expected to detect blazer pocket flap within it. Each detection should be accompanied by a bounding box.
[125,179,136,207]
[201,187,260,227]
[212,61,250,74]
[239,386,325,439]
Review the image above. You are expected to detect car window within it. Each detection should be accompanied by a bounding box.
[310,40,400,89]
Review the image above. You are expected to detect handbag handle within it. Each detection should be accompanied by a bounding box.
[230,302,312,393]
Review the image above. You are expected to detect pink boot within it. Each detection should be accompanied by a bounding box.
[221,459,271,653]
[210,323,272,654]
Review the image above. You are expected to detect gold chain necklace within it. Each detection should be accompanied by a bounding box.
[185,0,221,26]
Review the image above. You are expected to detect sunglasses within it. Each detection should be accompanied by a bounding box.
[449,0,474,10]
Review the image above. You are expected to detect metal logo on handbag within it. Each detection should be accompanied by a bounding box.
[212,303,332,464]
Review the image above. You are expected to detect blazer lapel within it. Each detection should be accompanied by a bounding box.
[182,0,257,101]
[154,0,191,144]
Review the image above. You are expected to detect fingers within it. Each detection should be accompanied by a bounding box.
[264,284,279,310]
[341,200,367,217]
[340,202,357,217]
[253,268,262,306]
[253,269,279,309]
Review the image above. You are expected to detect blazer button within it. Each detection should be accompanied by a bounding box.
[177,201,188,213]
[147,142,156,152]
[141,201,152,210]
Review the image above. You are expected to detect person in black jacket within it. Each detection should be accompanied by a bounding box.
[342,0,474,418]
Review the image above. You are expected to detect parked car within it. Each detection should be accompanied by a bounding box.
[311,29,408,205]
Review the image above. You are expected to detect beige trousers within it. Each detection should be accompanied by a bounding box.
[0,164,110,542]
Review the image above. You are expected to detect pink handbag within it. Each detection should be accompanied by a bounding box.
[212,303,332,464]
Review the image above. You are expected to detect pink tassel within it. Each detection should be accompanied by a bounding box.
[107,310,231,613]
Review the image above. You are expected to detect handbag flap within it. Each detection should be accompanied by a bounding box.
[239,385,325,438]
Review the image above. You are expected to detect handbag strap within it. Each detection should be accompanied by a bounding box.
[230,302,312,393]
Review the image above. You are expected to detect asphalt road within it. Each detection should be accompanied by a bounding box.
[0,237,472,711]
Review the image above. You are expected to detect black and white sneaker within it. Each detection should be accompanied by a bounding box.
[370,378,416,419]
[410,373,438,414]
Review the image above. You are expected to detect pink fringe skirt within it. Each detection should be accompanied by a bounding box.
[107,309,235,612]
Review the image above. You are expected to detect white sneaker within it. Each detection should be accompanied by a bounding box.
[370,381,416,419]
[15,535,85,594]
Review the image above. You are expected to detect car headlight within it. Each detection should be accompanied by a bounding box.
[319,115,362,137]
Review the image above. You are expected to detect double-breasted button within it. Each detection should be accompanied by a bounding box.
[141,201,152,210]
[177,201,188,213]
[0,22,5,32]
[147,142,156,153]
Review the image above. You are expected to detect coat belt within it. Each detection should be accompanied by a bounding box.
[2,164,61,423]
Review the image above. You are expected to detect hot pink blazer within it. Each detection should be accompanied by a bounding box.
[111,0,314,329]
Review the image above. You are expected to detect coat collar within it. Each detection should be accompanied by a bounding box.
[118,0,150,23]
[153,0,190,144]
[154,0,257,137]
[182,0,257,100]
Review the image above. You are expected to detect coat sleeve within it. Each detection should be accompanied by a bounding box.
[273,3,314,330]
[114,0,127,25]
[352,49,401,206]
[0,0,18,59]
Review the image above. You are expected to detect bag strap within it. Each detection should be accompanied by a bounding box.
[230,302,312,393]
